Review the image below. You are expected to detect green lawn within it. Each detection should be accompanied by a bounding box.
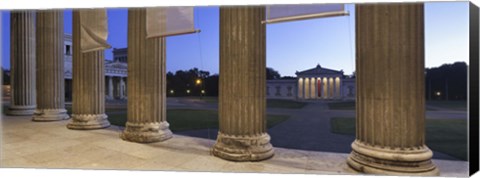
[330,117,467,161]
[426,100,467,111]
[327,101,356,110]
[267,99,307,109]
[107,109,290,132]
[328,101,441,111]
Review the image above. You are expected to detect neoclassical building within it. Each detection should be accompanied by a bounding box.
[63,34,127,100]
[267,64,355,100]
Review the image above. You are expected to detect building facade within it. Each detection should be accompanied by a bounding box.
[63,34,127,100]
[266,64,355,100]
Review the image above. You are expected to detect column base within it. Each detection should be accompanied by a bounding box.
[121,121,173,143]
[6,105,36,116]
[212,132,274,162]
[346,140,439,176]
[67,114,110,130]
[32,109,69,121]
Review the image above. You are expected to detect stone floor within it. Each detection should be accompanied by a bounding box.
[0,115,469,177]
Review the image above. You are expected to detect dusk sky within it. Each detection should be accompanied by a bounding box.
[1,2,469,77]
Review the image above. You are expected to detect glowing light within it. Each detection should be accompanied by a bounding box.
[170,90,174,94]
[186,89,191,94]
[201,90,205,94]
[195,79,202,85]
[435,91,441,96]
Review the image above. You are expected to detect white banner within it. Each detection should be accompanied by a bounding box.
[265,4,348,24]
[146,7,198,38]
[79,9,110,53]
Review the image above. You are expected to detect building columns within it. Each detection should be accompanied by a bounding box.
[120,77,125,99]
[298,78,303,99]
[67,10,110,130]
[212,6,273,161]
[7,11,36,116]
[121,8,172,143]
[107,76,114,99]
[347,3,438,175]
[33,10,69,121]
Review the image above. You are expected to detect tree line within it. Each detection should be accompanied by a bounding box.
[1,62,468,100]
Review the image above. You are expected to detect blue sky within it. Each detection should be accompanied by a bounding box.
[1,2,469,76]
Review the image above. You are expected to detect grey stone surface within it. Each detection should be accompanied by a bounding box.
[0,115,468,177]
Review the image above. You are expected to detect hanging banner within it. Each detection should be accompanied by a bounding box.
[146,7,199,38]
[264,4,348,24]
[79,9,111,53]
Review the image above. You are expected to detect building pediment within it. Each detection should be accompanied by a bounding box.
[295,64,343,77]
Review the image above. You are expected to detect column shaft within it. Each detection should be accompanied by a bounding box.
[121,8,172,143]
[33,10,69,121]
[297,78,303,99]
[212,6,273,161]
[7,11,36,116]
[67,10,110,130]
[347,3,438,175]
[108,76,113,99]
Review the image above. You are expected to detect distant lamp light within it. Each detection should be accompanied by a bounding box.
[195,79,202,85]
[170,90,174,94]
[201,90,205,94]
[186,89,191,94]
[435,91,441,96]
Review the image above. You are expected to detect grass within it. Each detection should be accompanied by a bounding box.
[330,117,467,161]
[328,101,447,111]
[267,99,307,109]
[107,109,290,132]
[426,100,467,111]
[327,101,356,110]
[170,97,307,109]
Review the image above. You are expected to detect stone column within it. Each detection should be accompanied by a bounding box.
[108,76,113,99]
[33,10,69,121]
[121,8,172,143]
[67,10,110,130]
[297,78,303,99]
[347,3,438,175]
[322,77,327,99]
[311,77,316,99]
[120,77,125,99]
[7,11,36,116]
[212,6,274,161]
[303,77,310,99]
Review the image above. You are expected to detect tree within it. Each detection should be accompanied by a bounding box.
[266,67,281,80]
[425,62,467,100]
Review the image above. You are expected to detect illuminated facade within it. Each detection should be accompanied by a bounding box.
[266,64,355,100]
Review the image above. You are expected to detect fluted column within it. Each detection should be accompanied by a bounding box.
[297,78,303,99]
[7,11,36,116]
[108,76,113,99]
[67,10,110,130]
[346,3,438,175]
[33,10,69,121]
[120,77,125,99]
[121,8,172,143]
[311,77,316,99]
[212,6,273,161]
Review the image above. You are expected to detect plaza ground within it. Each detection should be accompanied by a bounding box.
[0,97,469,176]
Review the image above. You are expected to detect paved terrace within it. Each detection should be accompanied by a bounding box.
[0,115,468,177]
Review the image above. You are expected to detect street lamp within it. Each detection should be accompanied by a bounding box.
[195,79,202,85]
